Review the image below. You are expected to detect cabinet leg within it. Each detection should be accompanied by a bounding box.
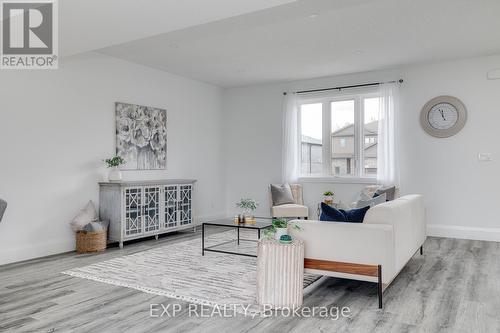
[155,234,159,240]
[119,241,124,249]
[193,226,197,232]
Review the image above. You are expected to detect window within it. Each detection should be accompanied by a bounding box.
[331,100,355,176]
[300,103,322,175]
[364,97,379,175]
[298,91,381,178]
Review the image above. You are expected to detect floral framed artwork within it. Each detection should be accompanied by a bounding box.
[115,102,167,170]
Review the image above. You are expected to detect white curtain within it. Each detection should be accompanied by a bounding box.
[282,93,299,184]
[377,83,400,186]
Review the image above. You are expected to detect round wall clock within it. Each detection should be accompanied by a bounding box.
[420,95,467,138]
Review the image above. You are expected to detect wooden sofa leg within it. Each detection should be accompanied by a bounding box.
[420,245,423,255]
[378,265,383,309]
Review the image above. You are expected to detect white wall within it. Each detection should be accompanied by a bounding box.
[222,54,500,241]
[0,53,225,265]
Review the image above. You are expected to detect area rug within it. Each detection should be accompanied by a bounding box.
[62,230,320,315]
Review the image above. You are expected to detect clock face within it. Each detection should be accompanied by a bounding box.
[420,96,467,138]
[428,103,459,130]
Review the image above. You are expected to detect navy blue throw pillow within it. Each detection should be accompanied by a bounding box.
[320,203,370,223]
[320,202,347,222]
[340,206,370,223]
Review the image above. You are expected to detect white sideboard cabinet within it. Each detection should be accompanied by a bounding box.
[99,179,196,248]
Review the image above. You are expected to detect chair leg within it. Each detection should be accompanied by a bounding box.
[420,245,423,255]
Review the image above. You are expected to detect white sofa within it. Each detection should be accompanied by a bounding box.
[289,194,426,308]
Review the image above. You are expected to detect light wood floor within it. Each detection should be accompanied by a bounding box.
[1,229,499,333]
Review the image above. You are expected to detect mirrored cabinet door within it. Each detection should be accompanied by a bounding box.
[179,184,192,226]
[164,185,178,229]
[143,186,161,233]
[124,187,143,236]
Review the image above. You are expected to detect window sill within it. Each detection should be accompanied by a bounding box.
[298,176,377,184]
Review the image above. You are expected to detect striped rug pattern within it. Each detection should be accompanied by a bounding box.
[63,230,320,315]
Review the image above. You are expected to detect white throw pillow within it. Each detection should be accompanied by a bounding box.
[356,193,387,208]
[359,185,382,201]
[70,201,98,231]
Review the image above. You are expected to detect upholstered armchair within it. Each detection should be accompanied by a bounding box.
[0,199,7,223]
[270,184,309,219]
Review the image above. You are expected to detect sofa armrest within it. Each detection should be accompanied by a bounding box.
[289,220,396,283]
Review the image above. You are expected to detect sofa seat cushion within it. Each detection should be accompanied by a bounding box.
[272,204,308,218]
[320,202,370,223]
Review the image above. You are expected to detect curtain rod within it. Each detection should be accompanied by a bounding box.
[283,79,403,95]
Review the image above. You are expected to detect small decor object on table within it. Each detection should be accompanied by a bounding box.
[323,191,334,205]
[104,155,125,181]
[236,198,258,223]
[279,234,293,244]
[257,238,305,309]
[264,218,301,241]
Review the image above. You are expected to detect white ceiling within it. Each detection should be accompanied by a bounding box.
[59,0,296,57]
[83,0,500,86]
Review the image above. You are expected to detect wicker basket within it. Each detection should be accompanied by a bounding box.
[76,229,107,254]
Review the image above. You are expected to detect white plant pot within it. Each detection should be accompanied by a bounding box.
[108,167,122,181]
[274,227,288,241]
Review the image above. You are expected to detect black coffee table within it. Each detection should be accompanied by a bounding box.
[202,218,273,257]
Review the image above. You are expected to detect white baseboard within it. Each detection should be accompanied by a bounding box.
[0,212,228,267]
[427,224,500,242]
[0,238,75,266]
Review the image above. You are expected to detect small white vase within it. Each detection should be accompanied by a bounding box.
[275,227,288,241]
[108,167,122,181]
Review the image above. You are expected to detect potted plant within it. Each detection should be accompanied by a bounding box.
[105,156,125,181]
[236,198,258,221]
[264,218,301,241]
[323,191,334,205]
